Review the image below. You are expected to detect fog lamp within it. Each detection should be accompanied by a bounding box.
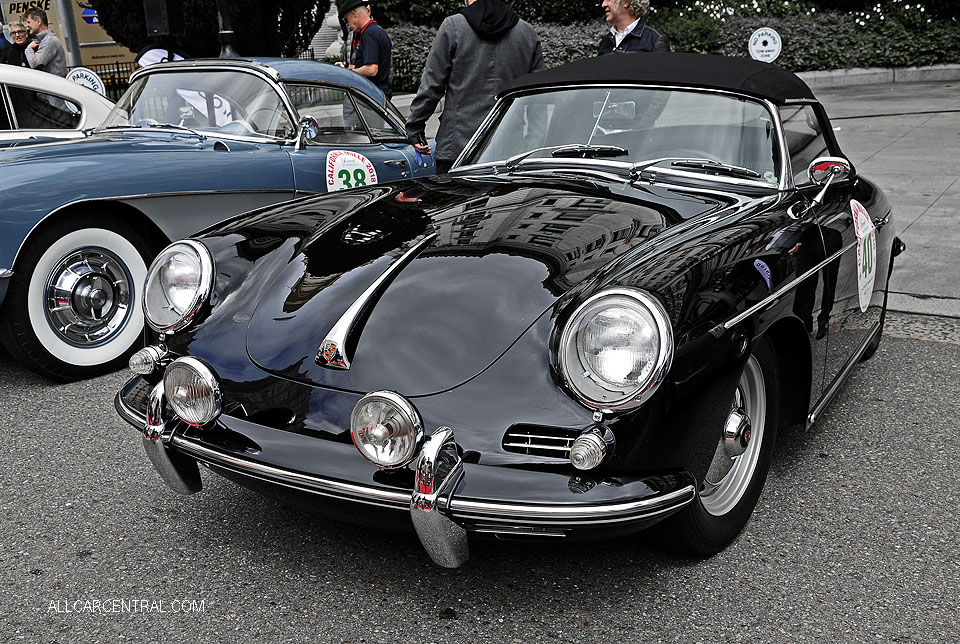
[569,429,609,471]
[350,391,423,469]
[163,357,222,426]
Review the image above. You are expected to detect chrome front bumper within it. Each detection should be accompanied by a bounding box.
[117,380,696,568]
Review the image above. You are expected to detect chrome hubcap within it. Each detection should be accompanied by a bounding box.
[701,354,766,516]
[44,248,133,346]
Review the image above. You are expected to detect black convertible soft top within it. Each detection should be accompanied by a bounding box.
[503,53,815,104]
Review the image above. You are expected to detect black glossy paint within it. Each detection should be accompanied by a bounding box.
[133,153,895,521]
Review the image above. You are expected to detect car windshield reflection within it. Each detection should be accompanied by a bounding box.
[100,70,295,140]
[460,87,781,185]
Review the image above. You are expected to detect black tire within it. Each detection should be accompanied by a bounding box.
[0,213,154,381]
[649,335,780,556]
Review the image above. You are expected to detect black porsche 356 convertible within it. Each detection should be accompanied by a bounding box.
[117,54,903,567]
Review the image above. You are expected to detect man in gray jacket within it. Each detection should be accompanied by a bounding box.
[406,0,543,174]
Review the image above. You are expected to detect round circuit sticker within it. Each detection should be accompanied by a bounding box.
[326,150,378,192]
[851,199,877,313]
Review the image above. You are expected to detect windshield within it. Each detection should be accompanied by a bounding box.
[460,87,781,184]
[101,70,295,139]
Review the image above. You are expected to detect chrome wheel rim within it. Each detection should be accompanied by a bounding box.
[43,247,133,347]
[700,354,766,516]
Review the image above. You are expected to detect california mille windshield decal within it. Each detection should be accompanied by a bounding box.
[851,199,877,313]
[326,150,379,192]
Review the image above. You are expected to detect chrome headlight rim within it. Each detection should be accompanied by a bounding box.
[350,390,424,470]
[163,356,222,426]
[558,287,674,412]
[143,239,214,335]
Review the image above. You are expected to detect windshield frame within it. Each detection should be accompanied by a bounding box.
[98,65,301,145]
[454,84,790,191]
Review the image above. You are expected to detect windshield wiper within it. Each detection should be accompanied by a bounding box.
[629,157,762,182]
[671,158,761,179]
[551,144,628,158]
[504,143,627,171]
[136,121,206,140]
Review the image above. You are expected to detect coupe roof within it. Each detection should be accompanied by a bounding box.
[135,57,387,106]
[503,53,815,104]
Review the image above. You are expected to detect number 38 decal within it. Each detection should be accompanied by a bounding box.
[326,150,379,192]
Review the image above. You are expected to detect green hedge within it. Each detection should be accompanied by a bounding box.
[390,10,960,93]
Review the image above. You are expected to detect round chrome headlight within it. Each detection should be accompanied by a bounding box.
[559,288,673,411]
[143,240,213,334]
[350,391,423,469]
[163,357,222,426]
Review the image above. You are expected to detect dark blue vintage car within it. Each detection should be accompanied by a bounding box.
[117,54,903,567]
[0,58,434,380]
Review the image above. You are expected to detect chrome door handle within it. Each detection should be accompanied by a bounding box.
[385,159,408,167]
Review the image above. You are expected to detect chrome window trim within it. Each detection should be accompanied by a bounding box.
[111,65,300,145]
[456,84,790,190]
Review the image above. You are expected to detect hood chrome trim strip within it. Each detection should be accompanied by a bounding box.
[316,232,437,369]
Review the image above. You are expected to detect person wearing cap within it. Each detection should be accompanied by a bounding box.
[338,0,392,98]
[405,0,543,174]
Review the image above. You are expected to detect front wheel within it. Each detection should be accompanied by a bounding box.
[650,336,780,556]
[0,215,153,381]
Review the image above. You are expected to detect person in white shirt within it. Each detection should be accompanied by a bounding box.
[598,0,670,54]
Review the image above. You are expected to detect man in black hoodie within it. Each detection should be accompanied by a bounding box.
[405,0,543,174]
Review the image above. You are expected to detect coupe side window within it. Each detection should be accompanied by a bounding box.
[352,97,404,140]
[7,86,81,129]
[285,84,370,144]
[781,104,829,185]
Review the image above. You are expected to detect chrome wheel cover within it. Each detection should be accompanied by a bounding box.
[43,247,133,347]
[700,354,766,516]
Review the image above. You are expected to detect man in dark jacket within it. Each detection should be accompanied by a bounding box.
[3,22,29,66]
[406,0,543,174]
[598,0,670,54]
[338,0,392,98]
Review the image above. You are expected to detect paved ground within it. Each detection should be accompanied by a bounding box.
[816,81,960,319]
[0,314,957,643]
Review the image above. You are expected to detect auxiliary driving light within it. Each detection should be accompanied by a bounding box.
[350,391,423,469]
[163,357,222,426]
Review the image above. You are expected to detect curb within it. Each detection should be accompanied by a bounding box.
[797,63,960,88]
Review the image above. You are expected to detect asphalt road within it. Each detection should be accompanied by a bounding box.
[0,310,957,643]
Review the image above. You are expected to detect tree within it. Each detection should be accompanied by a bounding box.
[87,0,332,58]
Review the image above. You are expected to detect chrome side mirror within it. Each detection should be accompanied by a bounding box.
[800,156,853,215]
[807,156,852,186]
[295,115,319,151]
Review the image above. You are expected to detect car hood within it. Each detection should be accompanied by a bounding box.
[0,130,229,164]
[241,174,736,396]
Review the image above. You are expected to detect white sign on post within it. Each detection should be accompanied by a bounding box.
[66,67,106,96]
[748,27,782,63]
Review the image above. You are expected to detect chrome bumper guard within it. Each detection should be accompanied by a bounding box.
[117,381,696,569]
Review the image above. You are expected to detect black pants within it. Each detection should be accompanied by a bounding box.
[436,159,454,174]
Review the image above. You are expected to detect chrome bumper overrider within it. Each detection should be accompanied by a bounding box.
[116,381,696,568]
